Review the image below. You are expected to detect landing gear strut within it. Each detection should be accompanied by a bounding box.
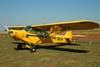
[16,43,37,52]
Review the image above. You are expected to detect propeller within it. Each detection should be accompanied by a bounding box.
[4,25,9,32]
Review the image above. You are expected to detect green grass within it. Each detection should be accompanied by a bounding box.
[0,35,100,67]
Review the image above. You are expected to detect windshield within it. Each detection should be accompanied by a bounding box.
[24,26,32,32]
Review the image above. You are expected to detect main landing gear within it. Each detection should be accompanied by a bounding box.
[16,43,37,52]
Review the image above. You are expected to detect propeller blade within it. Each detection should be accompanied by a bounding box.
[4,26,9,32]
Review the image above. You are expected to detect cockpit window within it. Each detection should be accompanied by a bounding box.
[24,26,49,37]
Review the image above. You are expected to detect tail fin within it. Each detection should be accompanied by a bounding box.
[64,30,72,43]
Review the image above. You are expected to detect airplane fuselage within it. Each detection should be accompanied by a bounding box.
[9,29,71,45]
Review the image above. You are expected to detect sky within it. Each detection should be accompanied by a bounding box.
[0,0,100,30]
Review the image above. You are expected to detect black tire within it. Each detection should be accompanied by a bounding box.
[30,45,36,52]
[67,39,72,45]
[17,44,23,49]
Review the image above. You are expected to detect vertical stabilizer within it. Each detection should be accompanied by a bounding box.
[64,30,72,43]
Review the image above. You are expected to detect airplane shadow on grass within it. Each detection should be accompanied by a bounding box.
[12,42,89,53]
[36,45,89,53]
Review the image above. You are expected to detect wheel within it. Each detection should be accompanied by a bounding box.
[67,39,72,45]
[30,45,36,52]
[17,44,23,49]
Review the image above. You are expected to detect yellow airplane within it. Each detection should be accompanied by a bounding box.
[5,20,99,52]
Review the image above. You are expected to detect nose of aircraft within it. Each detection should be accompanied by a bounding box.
[8,30,24,40]
[9,30,19,40]
[9,30,14,37]
[9,30,13,34]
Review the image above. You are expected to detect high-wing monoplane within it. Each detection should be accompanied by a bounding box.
[5,20,99,52]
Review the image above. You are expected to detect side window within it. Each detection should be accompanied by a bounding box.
[36,30,49,37]
[25,27,49,37]
[30,29,36,34]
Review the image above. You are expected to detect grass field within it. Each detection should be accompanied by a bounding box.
[0,30,100,67]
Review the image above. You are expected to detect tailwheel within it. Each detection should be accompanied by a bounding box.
[30,44,36,52]
[67,39,72,45]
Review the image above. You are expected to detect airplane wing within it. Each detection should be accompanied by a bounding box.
[32,20,99,32]
[7,26,24,30]
[7,20,99,32]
